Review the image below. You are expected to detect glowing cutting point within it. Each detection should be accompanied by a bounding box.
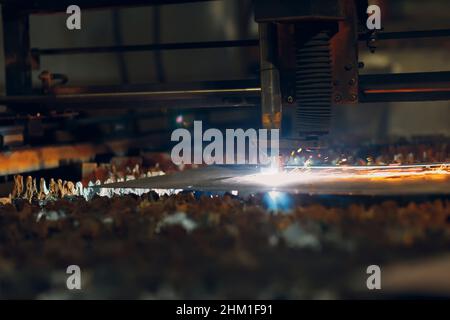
[268,190,280,200]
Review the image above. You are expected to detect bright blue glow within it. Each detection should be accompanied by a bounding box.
[264,191,292,211]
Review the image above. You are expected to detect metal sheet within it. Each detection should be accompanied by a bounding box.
[100,163,450,196]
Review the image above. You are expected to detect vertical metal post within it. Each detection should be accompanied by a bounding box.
[2,7,32,95]
[259,22,282,130]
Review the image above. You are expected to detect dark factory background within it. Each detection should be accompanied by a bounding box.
[0,0,448,144]
[0,0,449,301]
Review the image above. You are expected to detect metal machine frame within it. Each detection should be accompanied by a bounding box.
[0,0,449,174]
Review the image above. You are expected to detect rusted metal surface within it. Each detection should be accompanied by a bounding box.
[0,144,99,176]
[0,134,167,176]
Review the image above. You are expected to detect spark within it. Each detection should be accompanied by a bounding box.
[237,163,450,189]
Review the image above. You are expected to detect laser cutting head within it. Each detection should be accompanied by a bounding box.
[256,0,367,148]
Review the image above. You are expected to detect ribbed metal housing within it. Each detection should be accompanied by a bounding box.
[294,26,332,137]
